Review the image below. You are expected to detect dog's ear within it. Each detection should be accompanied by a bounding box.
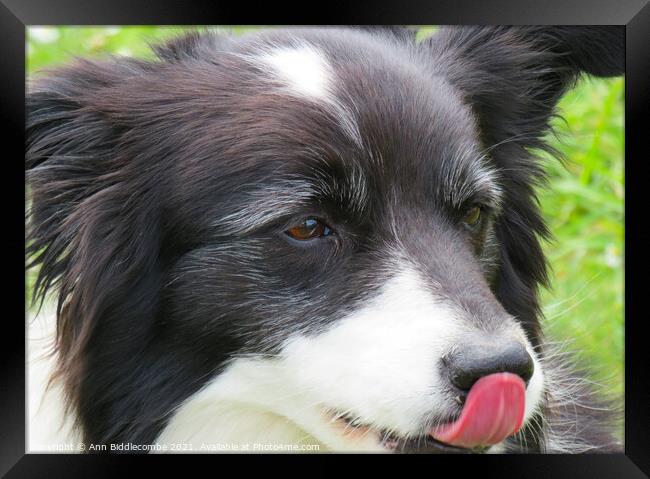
[152,29,233,62]
[27,58,164,405]
[425,26,623,151]
[423,27,623,339]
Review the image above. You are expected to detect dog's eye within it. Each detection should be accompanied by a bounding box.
[462,206,482,227]
[286,218,333,241]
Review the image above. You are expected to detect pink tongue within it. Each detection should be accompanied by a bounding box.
[430,372,526,448]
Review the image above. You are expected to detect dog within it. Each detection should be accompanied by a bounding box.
[26,26,624,453]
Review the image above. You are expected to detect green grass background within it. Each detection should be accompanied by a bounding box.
[26,27,624,403]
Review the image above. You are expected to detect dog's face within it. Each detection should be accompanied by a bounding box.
[27,27,623,452]
[155,31,544,451]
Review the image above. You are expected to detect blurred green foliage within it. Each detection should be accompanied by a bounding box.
[26,27,624,402]
[539,77,624,400]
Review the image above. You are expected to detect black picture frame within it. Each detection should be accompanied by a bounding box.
[3,0,648,476]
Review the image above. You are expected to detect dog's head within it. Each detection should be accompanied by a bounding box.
[26,26,623,452]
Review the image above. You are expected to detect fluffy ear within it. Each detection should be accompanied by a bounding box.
[424,27,623,340]
[151,29,233,62]
[26,58,164,411]
[425,26,624,151]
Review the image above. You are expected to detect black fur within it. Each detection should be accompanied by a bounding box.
[26,26,624,452]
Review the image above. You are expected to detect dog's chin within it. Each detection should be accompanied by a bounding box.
[323,410,487,454]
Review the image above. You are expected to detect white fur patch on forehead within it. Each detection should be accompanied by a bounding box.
[258,44,331,101]
[244,42,363,147]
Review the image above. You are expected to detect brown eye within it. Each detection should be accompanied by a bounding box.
[462,206,482,227]
[286,218,333,241]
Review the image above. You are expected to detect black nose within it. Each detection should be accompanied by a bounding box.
[445,338,534,391]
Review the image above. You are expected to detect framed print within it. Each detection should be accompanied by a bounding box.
[2,0,649,476]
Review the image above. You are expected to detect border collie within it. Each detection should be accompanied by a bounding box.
[26,26,624,453]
